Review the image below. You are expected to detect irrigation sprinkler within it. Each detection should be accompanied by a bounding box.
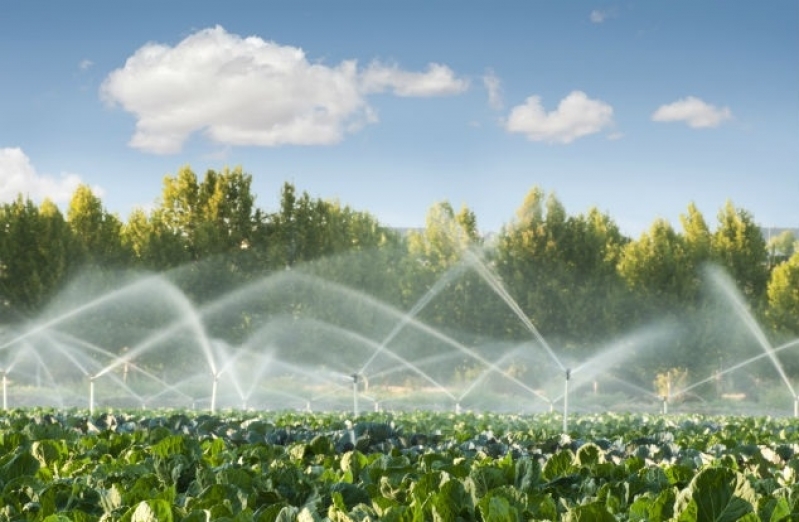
[1,370,7,410]
[89,375,96,415]
[351,373,360,416]
[662,372,672,415]
[210,372,220,414]
[563,368,571,434]
[455,402,462,414]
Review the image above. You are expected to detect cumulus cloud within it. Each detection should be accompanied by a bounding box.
[505,91,614,144]
[483,70,503,110]
[361,62,468,97]
[101,26,468,154]
[0,148,84,204]
[652,96,732,128]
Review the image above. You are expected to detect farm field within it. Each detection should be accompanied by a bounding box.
[0,409,795,521]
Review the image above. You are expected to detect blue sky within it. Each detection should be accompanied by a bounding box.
[1,1,796,237]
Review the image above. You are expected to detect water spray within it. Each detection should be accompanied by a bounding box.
[563,368,571,434]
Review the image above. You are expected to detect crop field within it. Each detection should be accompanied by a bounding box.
[0,409,796,521]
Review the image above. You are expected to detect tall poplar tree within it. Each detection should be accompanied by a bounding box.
[766,251,799,335]
[67,184,127,267]
[712,201,769,301]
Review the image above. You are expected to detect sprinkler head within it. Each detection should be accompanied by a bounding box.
[351,373,359,384]
[565,368,571,380]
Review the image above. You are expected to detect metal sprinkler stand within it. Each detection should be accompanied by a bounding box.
[563,368,571,434]
[1,370,7,410]
[661,395,669,415]
[210,372,219,414]
[89,375,96,416]
[351,373,360,417]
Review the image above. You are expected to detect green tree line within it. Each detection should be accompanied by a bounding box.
[1,166,797,385]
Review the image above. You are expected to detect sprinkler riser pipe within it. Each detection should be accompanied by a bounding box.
[562,369,570,434]
[210,376,219,414]
[89,378,95,416]
[352,374,359,417]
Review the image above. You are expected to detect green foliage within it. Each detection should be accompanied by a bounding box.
[0,196,77,316]
[68,184,128,267]
[767,250,799,334]
[0,410,793,520]
[673,467,757,521]
[0,173,787,391]
[712,200,769,300]
[495,188,630,354]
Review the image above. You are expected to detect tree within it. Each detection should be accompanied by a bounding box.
[766,250,799,334]
[122,208,190,270]
[617,218,693,304]
[616,219,706,376]
[156,166,261,260]
[0,197,76,318]
[711,201,768,300]
[402,202,483,337]
[494,188,630,359]
[37,199,77,299]
[408,201,479,271]
[766,229,797,267]
[67,184,127,266]
[269,182,393,268]
[680,203,712,265]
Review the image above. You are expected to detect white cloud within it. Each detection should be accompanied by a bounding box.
[101,26,468,154]
[590,10,608,23]
[79,59,94,71]
[482,70,503,110]
[652,96,732,128]
[361,62,468,97]
[0,148,84,204]
[590,8,618,24]
[505,91,614,144]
